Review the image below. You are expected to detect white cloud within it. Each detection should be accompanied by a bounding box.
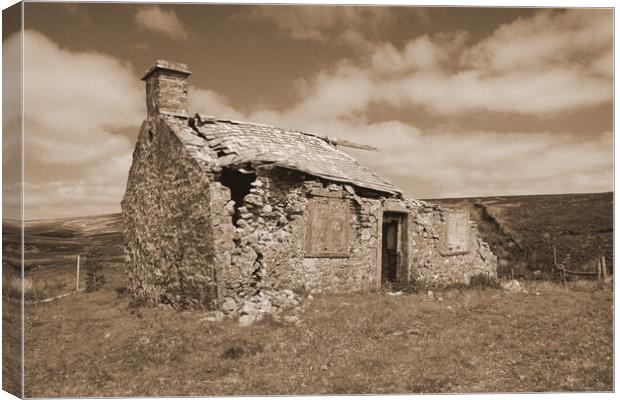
[23,30,143,163]
[189,10,613,199]
[23,152,134,218]
[248,6,402,51]
[189,88,245,121]
[251,6,394,41]
[461,10,612,72]
[590,51,613,79]
[256,9,612,117]
[2,31,23,219]
[14,30,144,218]
[376,66,611,115]
[135,5,189,41]
[371,32,467,74]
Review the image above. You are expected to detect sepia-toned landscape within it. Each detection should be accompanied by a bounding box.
[2,3,614,397]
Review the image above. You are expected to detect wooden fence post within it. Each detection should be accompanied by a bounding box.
[597,259,602,281]
[601,257,608,280]
[561,269,566,290]
[562,255,567,290]
[76,255,80,291]
[553,246,565,290]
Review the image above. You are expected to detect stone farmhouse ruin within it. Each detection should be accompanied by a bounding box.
[122,60,497,310]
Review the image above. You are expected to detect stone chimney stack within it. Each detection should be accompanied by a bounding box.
[141,60,191,118]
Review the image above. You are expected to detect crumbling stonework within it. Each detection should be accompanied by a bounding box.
[210,169,383,302]
[121,60,498,317]
[121,117,218,308]
[405,201,497,288]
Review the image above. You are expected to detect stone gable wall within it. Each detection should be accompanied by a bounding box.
[121,117,217,309]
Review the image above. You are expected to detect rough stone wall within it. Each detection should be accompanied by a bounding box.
[300,196,382,293]
[404,200,497,288]
[212,174,497,298]
[121,116,217,309]
[210,168,383,308]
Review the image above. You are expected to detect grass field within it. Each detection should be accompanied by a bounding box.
[3,193,613,395]
[22,268,612,397]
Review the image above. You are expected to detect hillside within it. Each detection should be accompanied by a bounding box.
[2,213,125,271]
[430,192,613,278]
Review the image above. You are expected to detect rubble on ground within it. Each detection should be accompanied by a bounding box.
[501,279,529,294]
[202,288,304,326]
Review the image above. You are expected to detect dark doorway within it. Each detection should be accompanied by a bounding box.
[381,213,406,284]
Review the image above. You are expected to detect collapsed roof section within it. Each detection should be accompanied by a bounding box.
[165,113,402,196]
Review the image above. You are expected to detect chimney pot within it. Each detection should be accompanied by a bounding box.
[142,60,191,118]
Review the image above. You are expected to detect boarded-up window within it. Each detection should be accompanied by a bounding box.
[440,212,469,256]
[304,197,350,258]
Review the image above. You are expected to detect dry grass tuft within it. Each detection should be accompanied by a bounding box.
[3,273,72,301]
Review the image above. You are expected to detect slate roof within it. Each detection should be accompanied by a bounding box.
[170,114,401,195]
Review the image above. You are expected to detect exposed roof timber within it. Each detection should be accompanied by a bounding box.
[289,128,378,152]
[332,139,378,152]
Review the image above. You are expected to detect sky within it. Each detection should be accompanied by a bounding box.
[1,3,614,219]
